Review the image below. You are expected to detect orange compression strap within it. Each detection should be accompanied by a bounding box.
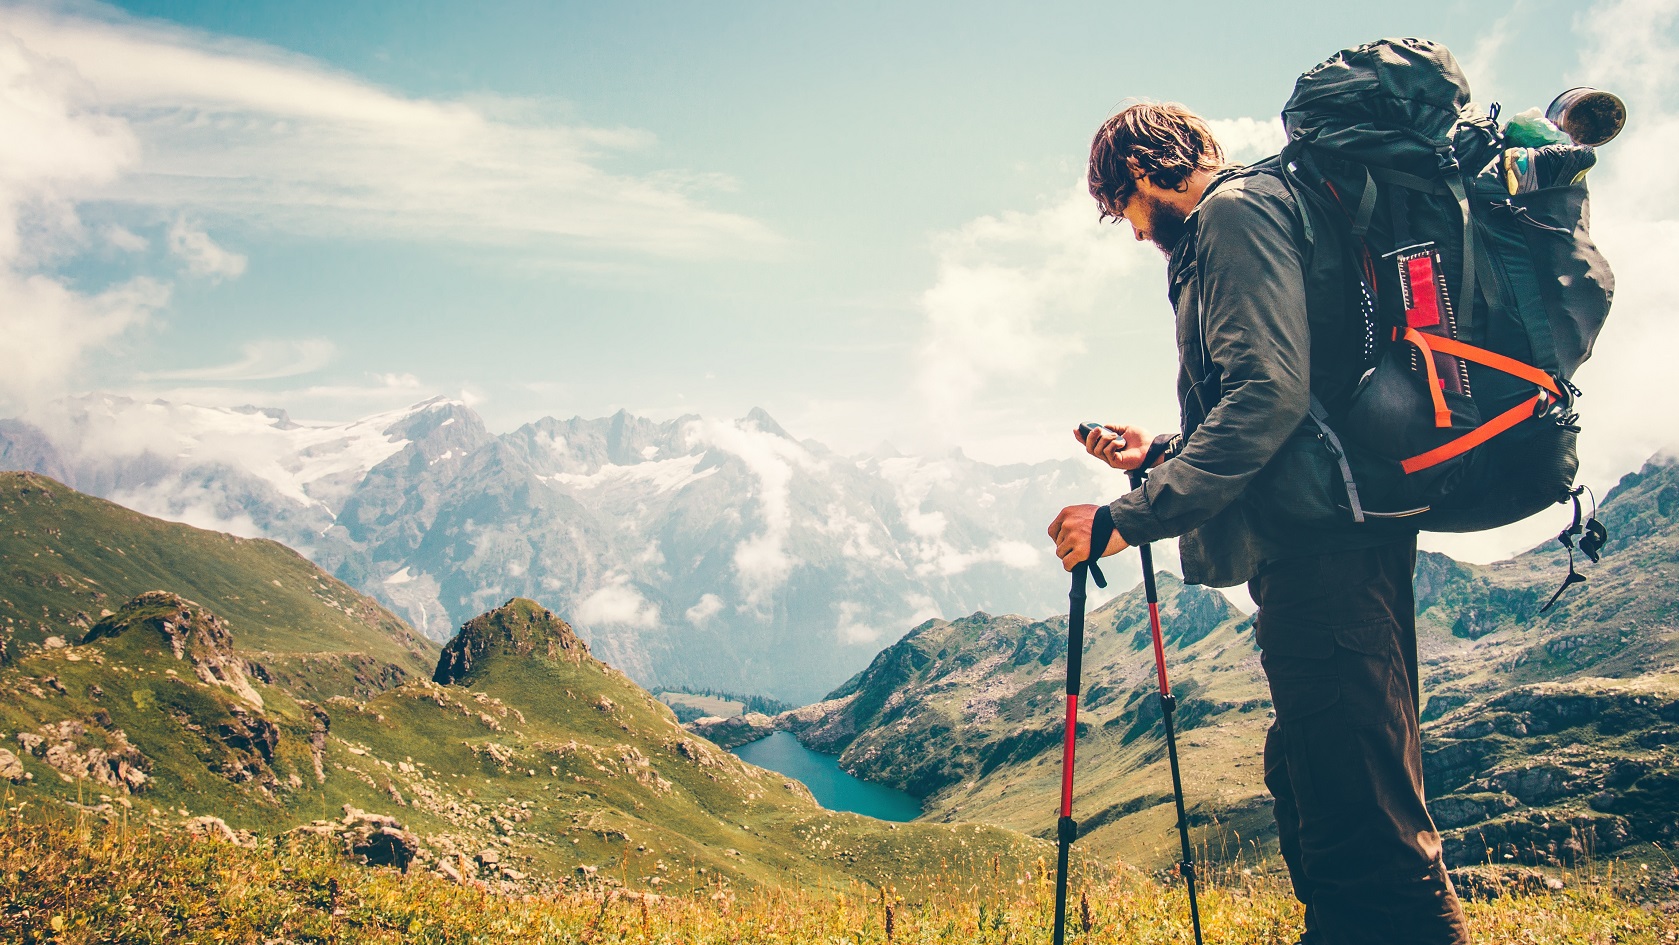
[1417,335,1560,395]
[1396,328,1453,428]
[1401,394,1544,474]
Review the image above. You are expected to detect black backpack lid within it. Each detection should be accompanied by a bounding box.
[1283,39,1471,169]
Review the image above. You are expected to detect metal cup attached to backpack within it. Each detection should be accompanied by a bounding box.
[1547,88,1627,147]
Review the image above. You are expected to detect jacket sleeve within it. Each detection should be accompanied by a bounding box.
[1108,184,1311,547]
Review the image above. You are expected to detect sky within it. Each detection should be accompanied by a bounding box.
[1,0,1675,563]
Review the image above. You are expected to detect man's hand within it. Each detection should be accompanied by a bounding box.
[1078,423,1153,471]
[1048,504,1129,572]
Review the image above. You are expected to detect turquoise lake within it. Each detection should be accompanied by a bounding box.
[730,731,923,822]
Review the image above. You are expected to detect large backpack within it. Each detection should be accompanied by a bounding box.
[1273,38,1614,537]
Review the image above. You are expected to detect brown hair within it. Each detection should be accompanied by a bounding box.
[1087,102,1225,222]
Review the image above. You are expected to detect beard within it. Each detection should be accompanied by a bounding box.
[1143,194,1191,256]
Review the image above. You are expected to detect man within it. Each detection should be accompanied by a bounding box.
[1047,102,1469,945]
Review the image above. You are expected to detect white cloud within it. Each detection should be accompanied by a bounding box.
[835,600,883,645]
[813,503,891,564]
[1458,6,1521,100]
[167,217,245,279]
[142,338,334,382]
[1574,0,1679,105]
[873,454,1049,578]
[684,593,724,625]
[914,181,1155,435]
[0,273,166,411]
[101,223,145,251]
[693,416,821,610]
[106,475,263,539]
[0,25,164,411]
[575,572,661,629]
[2,3,777,259]
[1207,117,1286,164]
[31,393,427,509]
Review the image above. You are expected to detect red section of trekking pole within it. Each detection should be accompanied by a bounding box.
[1148,600,1171,696]
[1130,461,1203,945]
[1060,694,1079,817]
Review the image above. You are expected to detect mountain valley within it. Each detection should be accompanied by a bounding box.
[695,457,1679,871]
[0,474,1047,895]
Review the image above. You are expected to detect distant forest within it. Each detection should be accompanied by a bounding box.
[653,687,795,724]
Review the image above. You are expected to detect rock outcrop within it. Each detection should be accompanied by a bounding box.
[1423,678,1679,866]
[433,598,589,686]
[83,592,265,708]
[14,719,149,793]
[292,805,422,871]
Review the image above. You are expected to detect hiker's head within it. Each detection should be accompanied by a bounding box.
[1088,102,1224,253]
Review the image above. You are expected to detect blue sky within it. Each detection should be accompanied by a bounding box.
[3,0,1674,559]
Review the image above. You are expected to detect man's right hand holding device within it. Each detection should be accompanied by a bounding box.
[1076,421,1154,472]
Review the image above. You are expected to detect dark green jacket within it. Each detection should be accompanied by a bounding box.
[1108,166,1405,587]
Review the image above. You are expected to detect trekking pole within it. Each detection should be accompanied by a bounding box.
[1130,464,1204,945]
[1051,510,1107,945]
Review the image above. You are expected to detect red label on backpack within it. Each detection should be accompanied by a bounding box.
[1405,255,1442,328]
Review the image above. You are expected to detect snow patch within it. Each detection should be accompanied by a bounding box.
[543,453,715,495]
[33,395,433,511]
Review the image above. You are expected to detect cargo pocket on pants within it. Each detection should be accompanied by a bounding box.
[1256,617,1339,722]
[1326,617,1407,729]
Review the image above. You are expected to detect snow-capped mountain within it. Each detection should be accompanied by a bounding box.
[2,396,1123,702]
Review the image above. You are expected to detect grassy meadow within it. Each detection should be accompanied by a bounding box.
[3,804,1674,944]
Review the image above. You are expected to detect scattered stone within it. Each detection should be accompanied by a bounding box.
[0,748,24,783]
[185,815,253,846]
[1449,865,1559,901]
[16,719,149,793]
[339,806,420,871]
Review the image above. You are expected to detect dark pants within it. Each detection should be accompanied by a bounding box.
[1249,537,1469,945]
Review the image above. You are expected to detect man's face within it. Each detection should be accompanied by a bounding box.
[1120,187,1190,257]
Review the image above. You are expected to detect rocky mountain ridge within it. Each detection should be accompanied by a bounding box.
[0,471,433,697]
[2,395,1120,702]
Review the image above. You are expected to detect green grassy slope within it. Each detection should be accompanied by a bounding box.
[0,472,434,697]
[0,587,1049,895]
